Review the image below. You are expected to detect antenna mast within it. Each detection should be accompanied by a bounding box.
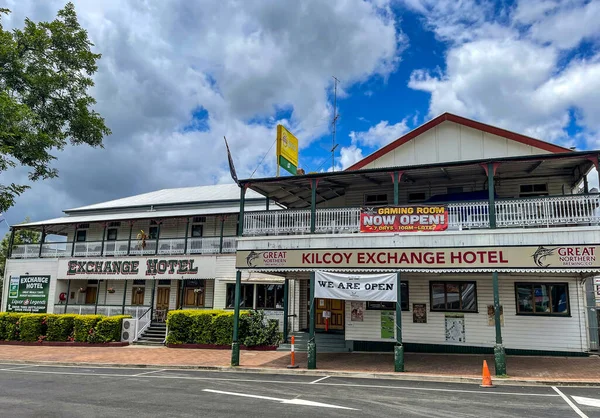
[331,76,340,172]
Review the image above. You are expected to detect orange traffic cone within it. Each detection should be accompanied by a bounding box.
[480,360,495,388]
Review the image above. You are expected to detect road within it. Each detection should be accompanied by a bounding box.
[0,363,599,417]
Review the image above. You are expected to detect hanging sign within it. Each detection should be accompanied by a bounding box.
[315,271,397,301]
[360,206,448,232]
[276,125,299,175]
[7,275,50,313]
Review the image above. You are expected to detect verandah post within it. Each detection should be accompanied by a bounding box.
[492,271,506,375]
[38,226,46,258]
[100,223,107,256]
[283,278,289,343]
[94,283,100,314]
[231,270,242,366]
[122,280,128,315]
[487,162,497,228]
[308,272,317,369]
[219,216,225,253]
[64,280,71,314]
[394,271,404,372]
[310,179,317,233]
[150,278,157,320]
[7,228,15,258]
[183,217,190,255]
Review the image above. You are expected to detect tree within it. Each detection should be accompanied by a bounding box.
[0,3,111,212]
[0,219,40,300]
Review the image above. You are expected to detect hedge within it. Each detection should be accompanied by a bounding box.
[0,313,129,343]
[166,309,279,347]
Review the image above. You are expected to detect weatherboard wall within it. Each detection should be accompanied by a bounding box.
[344,275,587,353]
[361,121,552,170]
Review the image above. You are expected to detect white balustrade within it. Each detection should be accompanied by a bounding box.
[447,201,490,229]
[41,242,70,258]
[188,237,221,254]
[157,238,186,255]
[221,236,237,253]
[244,209,311,235]
[136,308,152,341]
[10,244,40,258]
[315,208,361,233]
[103,240,130,256]
[495,194,600,227]
[128,240,157,256]
[57,305,151,318]
[73,241,103,257]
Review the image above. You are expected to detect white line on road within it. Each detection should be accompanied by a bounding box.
[573,396,600,409]
[132,369,166,377]
[203,389,357,410]
[0,365,36,371]
[0,366,561,398]
[552,387,588,418]
[310,376,330,384]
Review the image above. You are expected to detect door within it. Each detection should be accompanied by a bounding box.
[131,287,145,305]
[156,287,170,310]
[315,298,344,330]
[85,287,97,304]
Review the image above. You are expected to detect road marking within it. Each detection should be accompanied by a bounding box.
[310,376,330,384]
[203,389,357,410]
[573,396,600,409]
[0,365,35,371]
[552,387,588,418]
[0,366,560,398]
[132,369,165,377]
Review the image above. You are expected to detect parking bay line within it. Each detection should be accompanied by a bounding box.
[0,366,562,398]
[552,387,588,418]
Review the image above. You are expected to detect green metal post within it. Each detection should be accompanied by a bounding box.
[127,222,133,256]
[154,223,160,255]
[150,279,157,320]
[38,227,46,258]
[310,179,317,233]
[487,162,496,228]
[238,186,246,236]
[266,197,270,211]
[7,228,15,258]
[94,283,100,314]
[179,280,185,309]
[100,223,107,256]
[394,271,404,372]
[183,218,190,255]
[393,171,400,205]
[492,271,506,375]
[219,216,225,253]
[283,279,289,343]
[71,225,77,256]
[122,280,128,315]
[584,175,589,194]
[308,272,317,369]
[64,280,71,314]
[231,270,242,366]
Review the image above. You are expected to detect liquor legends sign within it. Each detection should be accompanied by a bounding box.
[360,206,448,232]
[315,271,397,301]
[58,256,217,279]
[237,245,600,270]
[7,275,50,313]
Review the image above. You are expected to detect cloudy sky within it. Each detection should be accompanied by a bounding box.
[2,0,600,228]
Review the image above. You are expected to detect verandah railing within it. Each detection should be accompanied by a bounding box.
[242,194,600,235]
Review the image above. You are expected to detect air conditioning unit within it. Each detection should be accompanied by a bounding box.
[121,318,138,343]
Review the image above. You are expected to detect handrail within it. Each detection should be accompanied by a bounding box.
[135,306,153,342]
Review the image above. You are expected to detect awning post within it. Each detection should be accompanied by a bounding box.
[231,270,242,366]
[394,271,404,372]
[308,272,317,369]
[493,271,506,376]
[122,280,128,315]
[283,278,289,343]
[64,280,71,314]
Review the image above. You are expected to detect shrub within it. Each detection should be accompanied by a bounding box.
[241,310,280,347]
[94,315,130,343]
[0,313,8,340]
[212,312,234,345]
[46,314,77,342]
[4,313,24,341]
[19,314,47,342]
[166,310,194,344]
[73,315,102,343]
[190,312,214,344]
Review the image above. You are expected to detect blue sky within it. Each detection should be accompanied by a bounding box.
[2,0,600,228]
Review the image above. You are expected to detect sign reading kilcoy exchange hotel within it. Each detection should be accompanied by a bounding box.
[58,256,216,279]
[237,245,600,270]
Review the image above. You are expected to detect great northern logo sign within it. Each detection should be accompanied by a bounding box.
[236,245,600,270]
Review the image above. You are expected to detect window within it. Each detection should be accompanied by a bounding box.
[430,281,477,312]
[226,284,254,308]
[106,228,118,241]
[75,230,87,242]
[133,279,146,285]
[108,222,121,227]
[78,223,90,229]
[408,192,427,202]
[447,186,463,194]
[192,216,206,223]
[191,224,203,238]
[149,226,159,240]
[158,279,171,286]
[364,193,388,205]
[87,280,99,285]
[519,183,548,197]
[366,282,409,311]
[184,280,205,307]
[515,283,569,315]
[256,284,284,309]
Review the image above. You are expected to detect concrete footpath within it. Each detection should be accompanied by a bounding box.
[0,345,599,386]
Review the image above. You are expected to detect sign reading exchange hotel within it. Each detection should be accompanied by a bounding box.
[360,206,448,232]
[237,245,600,270]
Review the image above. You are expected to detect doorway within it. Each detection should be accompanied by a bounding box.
[85,287,97,304]
[156,287,170,323]
[131,287,145,305]
[315,298,344,331]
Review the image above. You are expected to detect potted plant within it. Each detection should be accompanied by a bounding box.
[135,287,144,294]
[78,287,86,293]
[107,287,116,294]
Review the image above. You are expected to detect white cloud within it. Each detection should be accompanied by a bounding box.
[349,119,410,148]
[1,0,406,224]
[339,145,365,170]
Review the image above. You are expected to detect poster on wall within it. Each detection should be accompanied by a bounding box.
[315,271,397,301]
[7,275,50,313]
[487,305,504,326]
[445,314,465,343]
[351,302,365,322]
[413,303,427,323]
[380,311,395,339]
[360,206,448,233]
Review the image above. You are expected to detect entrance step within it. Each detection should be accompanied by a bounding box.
[133,321,166,346]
